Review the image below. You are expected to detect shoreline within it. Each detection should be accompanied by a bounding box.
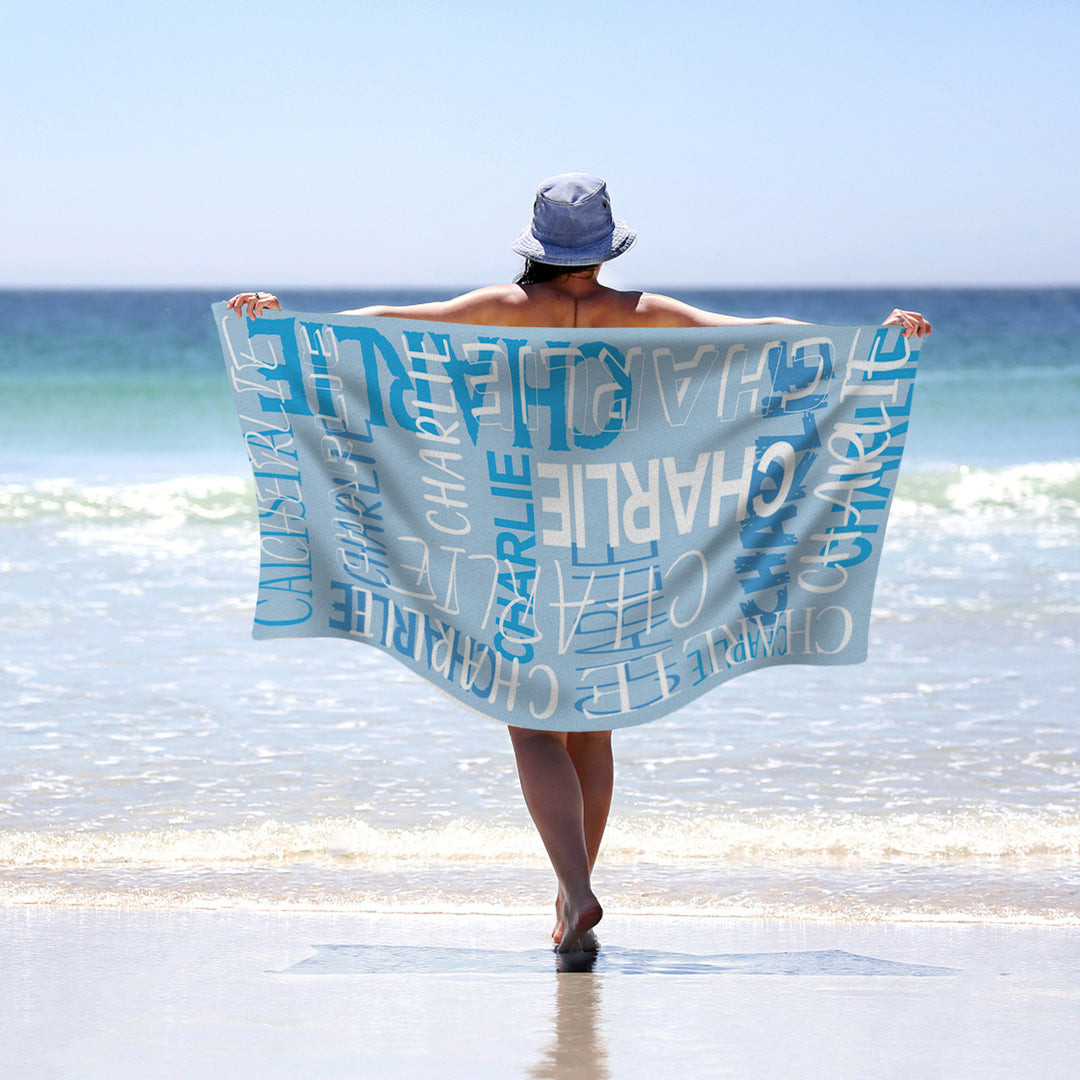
[3,896,1079,929]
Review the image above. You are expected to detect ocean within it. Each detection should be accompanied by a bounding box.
[1,287,1078,925]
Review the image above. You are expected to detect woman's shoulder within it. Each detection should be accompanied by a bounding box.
[628,292,720,327]
[577,288,706,328]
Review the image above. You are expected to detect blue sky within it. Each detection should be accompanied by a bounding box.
[3,0,1076,288]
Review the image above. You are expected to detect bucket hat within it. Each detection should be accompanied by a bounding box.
[511,173,636,265]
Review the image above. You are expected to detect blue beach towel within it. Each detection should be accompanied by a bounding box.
[214,305,919,731]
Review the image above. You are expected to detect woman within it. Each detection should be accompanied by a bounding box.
[228,172,930,952]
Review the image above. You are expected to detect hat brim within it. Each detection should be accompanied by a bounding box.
[510,220,637,265]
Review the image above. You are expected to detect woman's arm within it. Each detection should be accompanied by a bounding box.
[636,292,808,328]
[226,286,525,324]
[635,293,931,337]
[339,285,526,324]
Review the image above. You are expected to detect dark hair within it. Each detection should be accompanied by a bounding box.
[515,259,599,285]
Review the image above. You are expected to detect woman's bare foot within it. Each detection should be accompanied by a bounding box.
[553,889,601,951]
[556,892,603,953]
[552,889,566,944]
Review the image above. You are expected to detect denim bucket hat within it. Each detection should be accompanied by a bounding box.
[511,173,637,265]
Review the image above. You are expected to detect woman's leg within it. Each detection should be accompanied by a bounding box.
[552,731,614,943]
[566,730,614,869]
[508,725,613,952]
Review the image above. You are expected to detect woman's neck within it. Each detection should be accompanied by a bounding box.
[547,267,603,299]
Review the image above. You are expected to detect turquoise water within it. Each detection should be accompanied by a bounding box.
[1,288,1077,922]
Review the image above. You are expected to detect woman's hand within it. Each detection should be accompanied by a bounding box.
[226,292,282,319]
[883,309,932,338]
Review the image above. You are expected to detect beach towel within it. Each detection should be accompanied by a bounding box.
[214,304,919,731]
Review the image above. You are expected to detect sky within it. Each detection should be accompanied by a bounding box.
[2,0,1077,289]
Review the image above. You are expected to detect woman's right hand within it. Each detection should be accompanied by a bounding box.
[883,309,932,338]
[226,292,282,319]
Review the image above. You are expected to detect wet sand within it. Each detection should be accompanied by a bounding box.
[3,908,1078,1079]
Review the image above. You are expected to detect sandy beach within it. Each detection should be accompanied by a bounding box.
[4,907,1078,1079]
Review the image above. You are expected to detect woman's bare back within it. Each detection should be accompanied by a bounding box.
[337,270,814,331]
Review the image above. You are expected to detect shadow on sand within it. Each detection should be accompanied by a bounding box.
[278,944,958,977]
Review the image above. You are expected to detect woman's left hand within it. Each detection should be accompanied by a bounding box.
[883,309,932,338]
[226,292,282,319]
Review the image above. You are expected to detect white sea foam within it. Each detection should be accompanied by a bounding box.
[4,460,1078,537]
[4,808,1077,871]
[0,476,254,526]
[3,835,1077,925]
[891,459,1080,525]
